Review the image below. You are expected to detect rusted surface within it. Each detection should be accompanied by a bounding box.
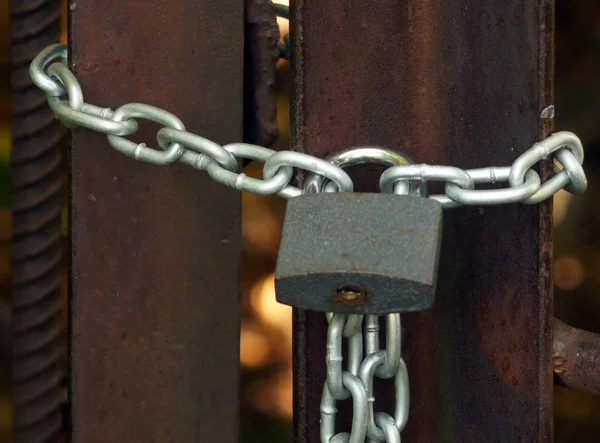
[69,1,243,442]
[554,319,600,397]
[9,1,65,442]
[244,0,280,147]
[332,285,367,306]
[292,1,554,442]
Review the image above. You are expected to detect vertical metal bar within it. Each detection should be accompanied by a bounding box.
[291,1,554,441]
[9,1,65,442]
[68,1,243,442]
[244,0,280,148]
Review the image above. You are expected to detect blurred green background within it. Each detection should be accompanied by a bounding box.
[1,1,600,442]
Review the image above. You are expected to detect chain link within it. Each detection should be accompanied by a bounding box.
[323,314,408,443]
[30,42,587,207]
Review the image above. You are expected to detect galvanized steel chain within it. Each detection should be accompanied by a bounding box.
[322,314,408,443]
[30,43,588,206]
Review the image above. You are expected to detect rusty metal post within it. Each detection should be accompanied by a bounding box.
[244,0,280,148]
[68,1,243,442]
[292,1,554,441]
[9,1,65,442]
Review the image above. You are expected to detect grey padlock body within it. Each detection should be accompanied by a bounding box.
[275,192,443,314]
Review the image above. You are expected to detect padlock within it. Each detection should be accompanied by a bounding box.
[274,148,443,314]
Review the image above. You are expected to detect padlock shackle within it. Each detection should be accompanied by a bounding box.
[303,146,425,195]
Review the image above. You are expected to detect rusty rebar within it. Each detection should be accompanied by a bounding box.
[9,1,65,442]
[554,318,600,397]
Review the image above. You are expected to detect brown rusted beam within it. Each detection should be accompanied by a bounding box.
[68,1,243,442]
[554,318,600,397]
[292,1,554,442]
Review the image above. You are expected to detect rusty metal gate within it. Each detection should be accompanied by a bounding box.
[8,0,600,442]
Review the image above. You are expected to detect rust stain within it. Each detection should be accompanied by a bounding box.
[330,285,367,306]
[330,293,367,306]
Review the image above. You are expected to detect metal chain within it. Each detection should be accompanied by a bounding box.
[319,151,412,443]
[322,314,407,443]
[30,43,588,207]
